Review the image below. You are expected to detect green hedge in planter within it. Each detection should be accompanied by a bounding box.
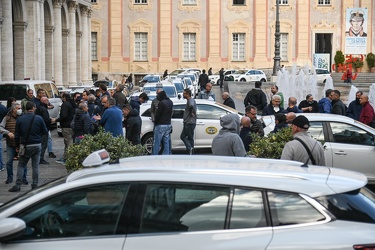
[248,127,293,159]
[65,128,147,173]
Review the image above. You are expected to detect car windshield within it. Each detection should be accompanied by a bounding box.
[178,74,196,82]
[174,82,184,93]
[316,187,375,224]
[143,86,176,98]
[213,71,220,75]
[233,70,247,74]
[0,84,28,100]
[170,69,186,75]
[142,76,160,82]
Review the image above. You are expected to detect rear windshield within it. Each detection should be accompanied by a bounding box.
[0,84,28,100]
[316,188,375,223]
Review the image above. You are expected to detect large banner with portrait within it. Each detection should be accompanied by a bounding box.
[345,8,368,54]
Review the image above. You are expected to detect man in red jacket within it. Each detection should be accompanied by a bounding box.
[359,94,374,126]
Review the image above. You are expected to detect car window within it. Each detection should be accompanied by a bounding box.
[14,184,129,240]
[139,184,266,233]
[308,121,325,143]
[141,108,151,117]
[268,191,326,226]
[316,188,375,223]
[329,122,375,146]
[0,84,27,100]
[172,105,185,119]
[197,104,229,120]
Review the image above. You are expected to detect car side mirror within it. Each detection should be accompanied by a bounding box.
[178,94,182,99]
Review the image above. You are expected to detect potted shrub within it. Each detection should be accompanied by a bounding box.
[366,53,375,73]
[352,59,364,73]
[334,50,345,72]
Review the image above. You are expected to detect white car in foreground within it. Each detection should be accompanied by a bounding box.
[0,150,374,249]
[139,100,273,153]
[263,113,375,185]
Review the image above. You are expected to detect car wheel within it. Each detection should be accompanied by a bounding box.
[240,78,246,82]
[323,79,326,83]
[260,78,266,82]
[141,133,154,154]
[216,80,220,85]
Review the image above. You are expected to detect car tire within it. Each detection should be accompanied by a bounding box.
[141,133,154,154]
[240,78,246,82]
[260,78,266,82]
[216,80,220,85]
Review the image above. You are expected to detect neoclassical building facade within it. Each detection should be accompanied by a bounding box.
[0,0,92,87]
[91,0,374,81]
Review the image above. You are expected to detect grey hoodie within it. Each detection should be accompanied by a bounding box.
[211,114,246,156]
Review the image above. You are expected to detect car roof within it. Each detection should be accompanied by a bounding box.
[66,155,367,197]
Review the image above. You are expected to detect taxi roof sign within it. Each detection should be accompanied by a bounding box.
[82,149,110,167]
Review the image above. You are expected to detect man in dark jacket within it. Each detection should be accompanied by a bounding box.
[35,97,55,165]
[346,91,363,121]
[56,93,75,164]
[130,92,149,112]
[113,84,128,108]
[222,92,236,109]
[122,104,142,145]
[199,69,210,91]
[243,81,267,114]
[9,101,48,192]
[331,90,347,115]
[73,103,92,143]
[153,91,173,155]
[239,116,252,152]
[262,95,285,116]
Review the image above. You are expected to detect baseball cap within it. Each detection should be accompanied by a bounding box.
[292,115,310,129]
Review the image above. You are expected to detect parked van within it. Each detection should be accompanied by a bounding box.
[0,80,61,119]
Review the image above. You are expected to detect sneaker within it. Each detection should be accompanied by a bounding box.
[31,184,38,190]
[5,179,13,184]
[0,168,4,172]
[39,159,49,165]
[22,179,29,185]
[49,152,56,158]
[56,158,66,164]
[189,148,194,155]
[9,186,20,192]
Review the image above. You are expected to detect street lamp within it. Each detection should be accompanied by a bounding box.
[272,0,281,76]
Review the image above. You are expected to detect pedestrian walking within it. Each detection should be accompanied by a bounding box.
[180,88,197,155]
[219,68,224,88]
[9,101,48,192]
[243,81,267,114]
[0,103,27,184]
[153,91,173,155]
[198,69,210,91]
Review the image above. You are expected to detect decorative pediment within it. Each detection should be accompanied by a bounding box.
[313,20,336,28]
[128,0,152,13]
[226,0,250,13]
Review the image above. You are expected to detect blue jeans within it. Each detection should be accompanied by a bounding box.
[15,145,41,188]
[180,123,196,151]
[152,124,172,155]
[6,146,27,181]
[48,131,53,153]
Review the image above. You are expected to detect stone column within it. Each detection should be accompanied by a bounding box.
[207,0,221,70]
[13,22,27,80]
[53,0,64,86]
[81,6,89,83]
[39,0,46,80]
[87,9,92,83]
[109,0,123,72]
[158,0,173,71]
[68,2,78,85]
[1,0,13,80]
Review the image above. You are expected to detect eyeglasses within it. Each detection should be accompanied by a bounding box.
[101,102,107,105]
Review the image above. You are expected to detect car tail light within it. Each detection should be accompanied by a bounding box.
[353,244,375,250]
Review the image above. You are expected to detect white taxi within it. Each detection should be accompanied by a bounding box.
[263,113,375,185]
[140,100,241,153]
[0,151,374,249]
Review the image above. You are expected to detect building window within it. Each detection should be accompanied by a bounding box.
[232,33,245,61]
[135,32,148,61]
[318,0,330,4]
[91,32,97,61]
[91,0,97,3]
[183,0,197,4]
[233,0,245,5]
[183,33,196,61]
[277,0,288,4]
[135,0,147,4]
[280,33,288,61]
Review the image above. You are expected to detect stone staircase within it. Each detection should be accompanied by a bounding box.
[331,72,375,85]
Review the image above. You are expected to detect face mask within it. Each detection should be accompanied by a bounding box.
[16,109,22,116]
[308,101,313,104]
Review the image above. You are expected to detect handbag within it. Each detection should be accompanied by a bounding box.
[18,114,35,156]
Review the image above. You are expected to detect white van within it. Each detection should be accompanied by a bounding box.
[0,80,61,119]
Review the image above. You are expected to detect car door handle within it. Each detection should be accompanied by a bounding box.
[334,151,347,155]
[196,122,205,125]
